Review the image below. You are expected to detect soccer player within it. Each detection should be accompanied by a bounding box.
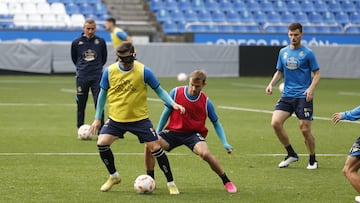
[89,42,184,194]
[104,17,132,51]
[71,18,106,129]
[145,70,237,193]
[265,22,321,169]
[332,106,360,202]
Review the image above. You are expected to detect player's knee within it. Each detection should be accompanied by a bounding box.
[271,120,282,130]
[342,165,351,177]
[299,124,311,134]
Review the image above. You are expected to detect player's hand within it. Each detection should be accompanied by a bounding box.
[224,143,233,154]
[332,112,343,124]
[89,119,101,135]
[172,103,185,114]
[303,88,314,102]
[265,85,272,95]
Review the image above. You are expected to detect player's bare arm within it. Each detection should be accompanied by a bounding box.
[304,70,320,102]
[266,71,283,95]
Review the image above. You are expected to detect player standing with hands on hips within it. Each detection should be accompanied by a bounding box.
[145,70,237,193]
[265,22,320,169]
[89,42,185,194]
[71,18,106,130]
[332,106,360,202]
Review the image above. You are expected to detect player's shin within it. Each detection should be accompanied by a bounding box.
[98,145,117,175]
[152,148,173,182]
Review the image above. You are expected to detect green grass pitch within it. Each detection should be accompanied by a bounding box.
[0,75,359,203]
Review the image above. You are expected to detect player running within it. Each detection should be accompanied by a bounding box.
[71,18,106,129]
[265,22,321,169]
[104,17,132,51]
[89,42,184,194]
[145,70,237,193]
[332,106,360,202]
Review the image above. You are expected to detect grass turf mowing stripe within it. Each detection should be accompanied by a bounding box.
[247,154,347,157]
[0,152,189,156]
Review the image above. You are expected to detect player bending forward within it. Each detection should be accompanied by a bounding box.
[333,106,360,203]
[145,70,237,193]
[90,42,184,194]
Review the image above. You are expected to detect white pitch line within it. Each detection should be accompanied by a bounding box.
[60,88,76,93]
[338,91,360,96]
[247,154,347,157]
[0,152,189,156]
[218,105,360,124]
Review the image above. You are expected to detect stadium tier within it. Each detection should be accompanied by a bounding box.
[0,0,109,30]
[149,0,360,34]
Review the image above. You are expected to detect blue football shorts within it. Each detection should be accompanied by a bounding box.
[158,130,206,152]
[100,118,158,143]
[349,136,360,159]
[275,97,313,120]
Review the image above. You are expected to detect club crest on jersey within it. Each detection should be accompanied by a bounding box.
[299,51,304,57]
[95,39,99,45]
[83,49,96,61]
[286,56,298,70]
[78,41,84,45]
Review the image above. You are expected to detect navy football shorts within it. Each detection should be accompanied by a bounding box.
[349,136,360,159]
[159,130,206,152]
[100,118,158,143]
[275,97,313,120]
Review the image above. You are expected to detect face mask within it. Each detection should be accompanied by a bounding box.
[118,54,135,64]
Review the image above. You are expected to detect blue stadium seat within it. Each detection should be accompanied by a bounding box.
[335,11,350,24]
[308,12,323,24]
[233,0,247,12]
[164,0,178,12]
[0,15,14,29]
[238,11,254,23]
[226,9,240,23]
[197,9,212,22]
[211,9,226,23]
[329,25,342,33]
[322,11,337,23]
[187,24,206,32]
[73,0,87,5]
[156,9,170,23]
[260,0,273,13]
[87,0,100,5]
[273,0,287,13]
[79,3,94,16]
[163,20,178,34]
[218,0,233,12]
[217,25,233,32]
[341,0,356,13]
[246,25,260,33]
[204,24,218,32]
[65,3,79,15]
[192,0,205,12]
[313,1,328,13]
[301,1,315,13]
[232,25,247,32]
[183,9,198,22]
[170,9,184,23]
[328,1,342,13]
[264,25,287,33]
[93,3,107,16]
[246,0,260,12]
[177,20,186,33]
[350,12,360,23]
[61,0,74,5]
[150,0,162,12]
[205,0,219,12]
[280,11,295,23]
[344,26,360,33]
[316,25,331,33]
[178,0,191,11]
[253,10,267,24]
[266,11,281,23]
[294,11,309,23]
[287,1,301,13]
[303,25,317,33]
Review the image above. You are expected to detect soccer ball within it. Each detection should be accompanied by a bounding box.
[177,72,187,82]
[134,174,156,194]
[278,82,284,93]
[77,124,94,140]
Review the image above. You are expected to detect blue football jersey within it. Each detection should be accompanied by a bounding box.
[276,45,319,98]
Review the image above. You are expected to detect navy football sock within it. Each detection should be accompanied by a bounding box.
[285,145,297,157]
[152,148,173,182]
[98,145,116,174]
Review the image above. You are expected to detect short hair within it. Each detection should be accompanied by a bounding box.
[106,17,116,25]
[190,70,207,83]
[288,22,302,33]
[84,18,96,25]
[116,42,135,55]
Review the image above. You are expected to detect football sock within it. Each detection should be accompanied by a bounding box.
[152,148,174,182]
[285,145,297,157]
[309,154,316,165]
[219,173,231,185]
[147,170,155,179]
[110,171,119,178]
[98,145,116,175]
